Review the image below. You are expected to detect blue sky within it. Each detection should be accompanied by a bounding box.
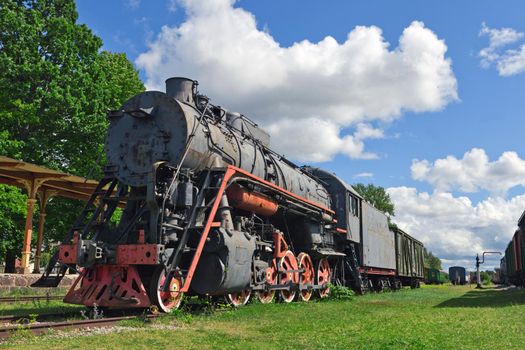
[75,0,525,270]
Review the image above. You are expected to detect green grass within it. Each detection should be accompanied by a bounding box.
[0,287,69,298]
[1,285,524,349]
[0,288,83,318]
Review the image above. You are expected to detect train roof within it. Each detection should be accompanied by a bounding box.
[390,226,424,246]
[304,167,363,199]
[518,209,525,229]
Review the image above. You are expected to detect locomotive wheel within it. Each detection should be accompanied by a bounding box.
[316,258,331,298]
[257,259,278,304]
[257,289,275,304]
[226,289,252,307]
[149,267,184,313]
[278,250,299,303]
[297,253,314,302]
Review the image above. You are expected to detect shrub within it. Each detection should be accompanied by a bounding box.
[325,283,354,301]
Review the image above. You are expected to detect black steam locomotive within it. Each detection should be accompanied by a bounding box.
[35,78,424,311]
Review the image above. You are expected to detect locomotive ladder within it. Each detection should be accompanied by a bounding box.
[163,167,234,293]
[345,243,366,294]
[32,175,126,288]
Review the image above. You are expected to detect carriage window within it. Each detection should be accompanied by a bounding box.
[348,194,359,217]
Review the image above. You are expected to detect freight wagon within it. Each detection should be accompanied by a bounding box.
[448,266,467,285]
[392,227,424,288]
[499,257,507,285]
[492,268,502,284]
[504,211,525,286]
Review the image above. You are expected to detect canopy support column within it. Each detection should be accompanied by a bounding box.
[20,177,46,274]
[21,195,37,274]
[33,189,53,273]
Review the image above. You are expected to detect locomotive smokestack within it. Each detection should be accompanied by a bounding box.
[165,77,195,105]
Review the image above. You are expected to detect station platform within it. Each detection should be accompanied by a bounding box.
[0,273,77,292]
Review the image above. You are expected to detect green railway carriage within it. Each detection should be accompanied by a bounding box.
[393,227,424,288]
[425,268,443,284]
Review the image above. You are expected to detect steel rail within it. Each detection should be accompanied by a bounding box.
[0,314,157,339]
[0,295,64,304]
[0,310,80,324]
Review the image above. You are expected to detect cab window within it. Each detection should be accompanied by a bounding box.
[348,194,359,217]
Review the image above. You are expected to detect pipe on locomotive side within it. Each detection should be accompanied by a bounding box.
[226,183,279,216]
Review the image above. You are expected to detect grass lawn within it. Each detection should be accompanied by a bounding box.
[0,288,82,318]
[1,284,524,349]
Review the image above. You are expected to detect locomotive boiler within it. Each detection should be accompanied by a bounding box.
[34,77,424,311]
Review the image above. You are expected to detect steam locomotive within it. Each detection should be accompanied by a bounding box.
[34,77,424,311]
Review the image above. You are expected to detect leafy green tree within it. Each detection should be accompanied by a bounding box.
[352,183,395,217]
[423,248,442,270]
[480,270,492,285]
[0,0,144,266]
[0,185,27,272]
[439,272,448,284]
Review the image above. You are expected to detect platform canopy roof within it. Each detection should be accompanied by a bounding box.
[0,156,99,201]
[0,156,109,273]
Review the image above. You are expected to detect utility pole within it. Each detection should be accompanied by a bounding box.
[476,251,502,289]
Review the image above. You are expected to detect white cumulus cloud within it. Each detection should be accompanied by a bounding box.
[479,22,525,76]
[354,172,374,179]
[390,148,525,269]
[136,0,458,162]
[388,186,524,269]
[497,45,525,76]
[411,148,525,196]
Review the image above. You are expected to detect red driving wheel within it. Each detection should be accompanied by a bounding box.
[149,267,184,313]
[316,258,331,298]
[297,252,314,302]
[279,250,299,303]
[226,288,252,307]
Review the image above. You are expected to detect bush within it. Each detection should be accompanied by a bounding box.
[325,283,354,301]
[40,251,51,268]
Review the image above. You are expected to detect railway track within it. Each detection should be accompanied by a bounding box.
[0,295,64,304]
[0,310,81,324]
[0,314,157,339]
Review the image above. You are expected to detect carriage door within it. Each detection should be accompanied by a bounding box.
[347,193,361,243]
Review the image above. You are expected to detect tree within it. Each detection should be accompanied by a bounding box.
[423,248,442,270]
[0,0,144,265]
[0,185,27,272]
[352,183,395,217]
[480,271,491,285]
